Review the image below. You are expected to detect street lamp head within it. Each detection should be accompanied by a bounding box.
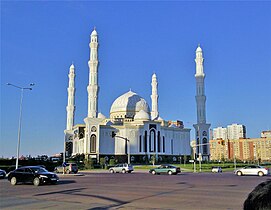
[6,83,11,85]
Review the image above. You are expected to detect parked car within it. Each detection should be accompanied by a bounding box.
[234,165,269,176]
[0,169,6,179]
[7,166,59,186]
[211,166,222,173]
[109,163,134,173]
[54,163,78,174]
[149,164,181,175]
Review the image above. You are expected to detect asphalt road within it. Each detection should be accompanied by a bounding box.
[0,171,270,210]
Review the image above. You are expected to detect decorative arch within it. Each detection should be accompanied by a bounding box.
[203,138,208,154]
[158,131,161,153]
[90,134,96,153]
[149,129,156,152]
[139,135,142,152]
[144,131,147,152]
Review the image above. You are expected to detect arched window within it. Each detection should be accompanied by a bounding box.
[90,134,96,153]
[144,131,147,152]
[149,129,156,152]
[163,136,165,153]
[139,135,142,152]
[158,131,161,153]
[203,138,208,154]
[65,142,73,157]
[171,139,173,154]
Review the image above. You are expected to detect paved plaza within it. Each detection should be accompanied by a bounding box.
[1,171,270,210]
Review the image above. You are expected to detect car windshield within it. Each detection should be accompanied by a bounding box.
[31,167,48,173]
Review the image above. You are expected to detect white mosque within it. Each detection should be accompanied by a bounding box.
[64,28,210,163]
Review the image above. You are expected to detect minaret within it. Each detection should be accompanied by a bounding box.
[193,45,211,161]
[195,45,206,123]
[66,64,75,131]
[87,28,99,118]
[151,73,159,120]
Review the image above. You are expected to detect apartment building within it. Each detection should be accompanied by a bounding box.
[210,136,271,162]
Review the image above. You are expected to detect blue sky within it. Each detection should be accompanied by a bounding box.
[1,1,271,158]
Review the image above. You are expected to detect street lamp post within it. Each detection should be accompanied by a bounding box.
[193,145,196,173]
[233,140,237,171]
[7,83,34,169]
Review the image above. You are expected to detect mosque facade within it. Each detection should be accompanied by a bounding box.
[64,28,210,163]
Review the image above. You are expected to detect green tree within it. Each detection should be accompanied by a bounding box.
[84,158,93,169]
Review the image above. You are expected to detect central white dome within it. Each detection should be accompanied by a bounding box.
[110,90,150,119]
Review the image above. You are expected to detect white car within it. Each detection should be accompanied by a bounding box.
[211,166,222,173]
[234,165,269,176]
[109,163,134,173]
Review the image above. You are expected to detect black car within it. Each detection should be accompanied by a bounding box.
[8,166,59,186]
[0,169,6,179]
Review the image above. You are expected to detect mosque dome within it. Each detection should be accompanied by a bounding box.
[134,110,150,120]
[110,90,150,119]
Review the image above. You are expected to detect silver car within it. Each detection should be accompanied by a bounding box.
[109,163,134,173]
[211,166,222,173]
[234,165,269,176]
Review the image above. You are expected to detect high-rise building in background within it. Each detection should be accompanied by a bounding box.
[227,123,246,140]
[210,136,271,162]
[261,130,271,138]
[213,127,227,140]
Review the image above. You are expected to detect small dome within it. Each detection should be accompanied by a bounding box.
[91,29,97,36]
[110,90,150,119]
[134,110,150,120]
[98,112,106,119]
[152,73,157,78]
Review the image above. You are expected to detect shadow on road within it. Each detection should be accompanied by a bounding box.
[57,180,76,185]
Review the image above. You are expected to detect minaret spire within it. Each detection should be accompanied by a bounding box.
[87,28,99,118]
[195,45,206,123]
[193,45,211,161]
[66,63,76,130]
[195,44,204,77]
[151,73,159,120]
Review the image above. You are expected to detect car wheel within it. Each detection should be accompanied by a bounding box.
[33,177,40,186]
[151,170,156,175]
[258,171,264,177]
[10,177,17,185]
[122,169,126,174]
[237,171,242,176]
[110,169,114,173]
[168,170,173,175]
[66,169,70,174]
